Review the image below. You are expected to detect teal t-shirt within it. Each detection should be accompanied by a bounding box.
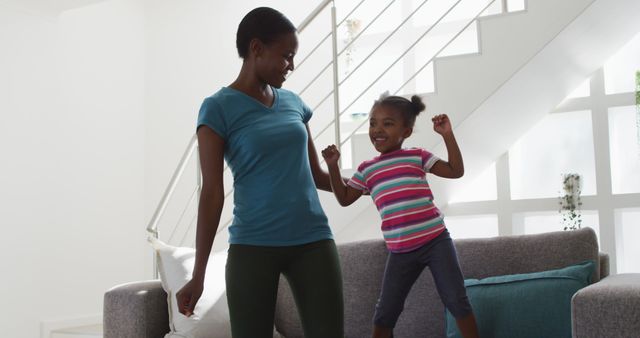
[197,86,333,246]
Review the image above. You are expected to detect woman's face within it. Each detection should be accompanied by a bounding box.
[254,32,298,88]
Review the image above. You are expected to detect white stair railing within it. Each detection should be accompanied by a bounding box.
[339,0,497,148]
[146,133,197,239]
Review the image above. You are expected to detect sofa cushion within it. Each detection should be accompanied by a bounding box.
[149,237,231,338]
[275,228,600,338]
[453,228,600,283]
[445,260,595,338]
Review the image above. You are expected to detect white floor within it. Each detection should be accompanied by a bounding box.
[50,324,102,338]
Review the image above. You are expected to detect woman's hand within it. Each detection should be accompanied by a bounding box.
[432,114,452,135]
[322,144,341,167]
[176,277,204,317]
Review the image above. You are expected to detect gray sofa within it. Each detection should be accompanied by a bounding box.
[105,228,640,338]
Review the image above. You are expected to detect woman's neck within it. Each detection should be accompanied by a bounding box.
[230,63,271,98]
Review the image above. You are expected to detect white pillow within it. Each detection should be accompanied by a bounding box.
[149,237,231,338]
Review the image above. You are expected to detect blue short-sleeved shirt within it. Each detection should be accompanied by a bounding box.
[197,86,333,246]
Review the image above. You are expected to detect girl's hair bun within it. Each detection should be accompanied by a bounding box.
[410,95,426,115]
[372,92,427,127]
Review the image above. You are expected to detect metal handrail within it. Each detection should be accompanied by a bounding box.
[395,5,495,95]
[330,2,342,165]
[339,0,497,147]
[146,133,198,236]
[297,0,332,32]
[295,0,368,72]
[180,212,198,247]
[338,0,465,118]
[298,0,398,97]
[167,185,199,243]
[308,0,433,139]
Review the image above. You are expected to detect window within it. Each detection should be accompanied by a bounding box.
[604,31,640,94]
[615,208,640,273]
[514,210,600,244]
[608,106,640,194]
[449,162,497,203]
[509,110,597,199]
[445,214,499,239]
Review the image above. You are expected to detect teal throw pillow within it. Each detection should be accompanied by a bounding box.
[445,260,595,338]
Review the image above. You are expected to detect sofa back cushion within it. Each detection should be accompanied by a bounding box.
[274,227,599,338]
[445,260,595,338]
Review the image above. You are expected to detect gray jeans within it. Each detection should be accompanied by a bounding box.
[373,229,472,328]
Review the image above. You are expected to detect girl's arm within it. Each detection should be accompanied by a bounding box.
[176,126,225,316]
[429,114,464,179]
[322,144,363,206]
[306,124,349,191]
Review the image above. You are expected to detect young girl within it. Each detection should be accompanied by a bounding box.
[322,94,479,338]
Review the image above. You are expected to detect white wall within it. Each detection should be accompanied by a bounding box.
[0,1,147,337]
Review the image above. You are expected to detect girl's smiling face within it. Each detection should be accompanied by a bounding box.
[369,105,413,154]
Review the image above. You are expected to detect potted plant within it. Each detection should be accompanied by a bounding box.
[559,173,582,230]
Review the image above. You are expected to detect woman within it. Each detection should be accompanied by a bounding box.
[175,7,344,338]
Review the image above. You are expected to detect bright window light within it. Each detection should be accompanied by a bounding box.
[449,162,497,203]
[604,31,640,94]
[509,110,597,199]
[514,210,600,245]
[615,208,640,273]
[446,214,499,239]
[608,106,640,194]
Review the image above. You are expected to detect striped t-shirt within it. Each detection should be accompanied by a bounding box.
[348,148,446,253]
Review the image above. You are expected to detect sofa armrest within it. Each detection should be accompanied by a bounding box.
[104,280,170,338]
[598,252,609,279]
[571,273,640,338]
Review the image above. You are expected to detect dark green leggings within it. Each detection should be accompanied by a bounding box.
[225,239,344,338]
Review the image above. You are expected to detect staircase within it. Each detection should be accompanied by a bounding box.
[343,0,640,241]
[350,0,598,172]
[420,0,594,147]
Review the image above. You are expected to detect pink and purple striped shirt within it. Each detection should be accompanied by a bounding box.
[348,148,445,253]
